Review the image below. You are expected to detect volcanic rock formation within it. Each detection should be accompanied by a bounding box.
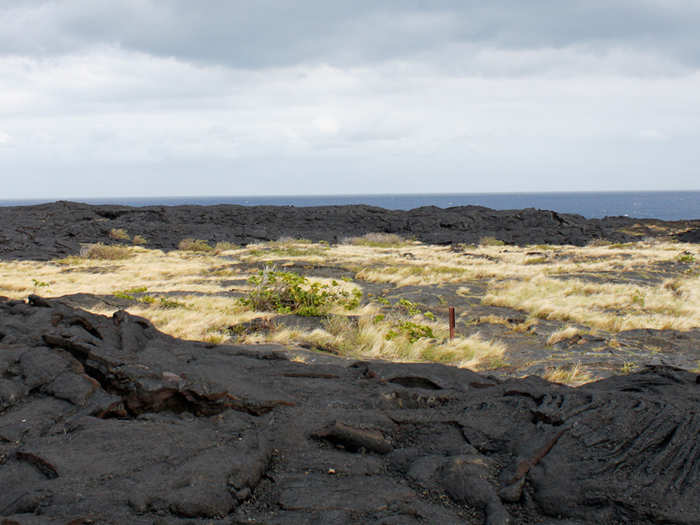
[0,296,698,524]
[1,201,698,260]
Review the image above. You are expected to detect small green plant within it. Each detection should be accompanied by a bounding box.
[678,252,695,263]
[423,311,435,321]
[32,279,50,288]
[113,287,148,301]
[373,314,386,324]
[178,238,214,252]
[159,297,187,309]
[621,361,636,374]
[240,268,361,317]
[385,321,434,343]
[397,298,422,316]
[375,296,390,306]
[631,293,645,307]
[109,228,130,241]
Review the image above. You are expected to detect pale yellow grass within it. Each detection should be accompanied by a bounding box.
[484,273,700,331]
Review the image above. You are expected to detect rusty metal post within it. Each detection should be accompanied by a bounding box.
[449,307,455,340]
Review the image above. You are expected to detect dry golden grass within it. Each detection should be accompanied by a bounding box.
[547,326,586,345]
[542,361,591,386]
[241,310,507,371]
[484,273,700,331]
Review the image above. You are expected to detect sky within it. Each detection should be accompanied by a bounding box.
[1,1,699,199]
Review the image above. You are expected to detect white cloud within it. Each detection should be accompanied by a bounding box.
[0,2,699,197]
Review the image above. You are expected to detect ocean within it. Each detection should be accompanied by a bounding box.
[0,191,698,221]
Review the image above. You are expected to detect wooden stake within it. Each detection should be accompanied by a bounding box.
[449,307,455,340]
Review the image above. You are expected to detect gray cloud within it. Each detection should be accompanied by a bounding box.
[1,1,699,70]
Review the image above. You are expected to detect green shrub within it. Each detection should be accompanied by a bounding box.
[240,268,361,317]
[178,238,214,252]
[32,278,50,288]
[678,252,695,263]
[385,321,434,343]
[81,243,132,260]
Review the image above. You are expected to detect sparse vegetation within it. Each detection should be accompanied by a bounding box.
[0,238,697,383]
[132,234,147,245]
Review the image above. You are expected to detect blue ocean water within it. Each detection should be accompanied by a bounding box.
[0,191,698,221]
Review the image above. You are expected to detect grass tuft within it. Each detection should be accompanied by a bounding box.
[81,243,132,260]
[343,232,407,247]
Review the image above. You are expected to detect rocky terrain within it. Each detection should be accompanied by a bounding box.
[0,296,698,524]
[1,202,699,524]
[1,201,698,260]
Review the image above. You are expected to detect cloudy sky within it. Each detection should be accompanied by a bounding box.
[1,1,699,199]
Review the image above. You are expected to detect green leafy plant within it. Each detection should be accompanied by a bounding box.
[240,268,361,317]
[32,279,50,288]
[678,252,695,263]
[397,298,422,316]
[385,321,434,343]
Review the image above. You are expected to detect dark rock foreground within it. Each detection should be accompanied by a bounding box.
[0,297,698,524]
[1,201,698,260]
